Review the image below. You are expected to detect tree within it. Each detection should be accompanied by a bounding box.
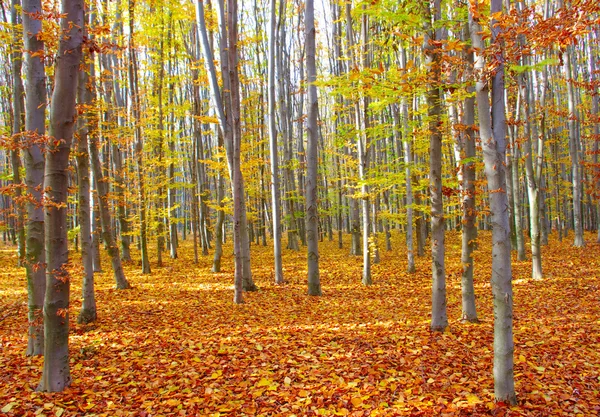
[128,0,151,274]
[76,24,97,323]
[22,0,47,357]
[470,0,516,404]
[10,0,25,266]
[459,21,478,322]
[268,0,283,284]
[37,0,83,391]
[305,0,321,296]
[425,0,447,332]
[195,0,256,303]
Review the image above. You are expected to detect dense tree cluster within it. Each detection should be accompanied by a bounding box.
[0,0,598,404]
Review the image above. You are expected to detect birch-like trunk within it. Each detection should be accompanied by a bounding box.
[37,0,83,391]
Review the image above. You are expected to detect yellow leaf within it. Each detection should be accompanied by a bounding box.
[256,344,263,351]
[1,403,14,413]
[519,355,526,363]
[535,366,545,372]
[284,376,292,385]
[427,378,435,384]
[166,399,180,406]
[55,407,65,417]
[466,394,481,405]
[298,389,309,397]
[256,378,271,387]
[351,397,362,407]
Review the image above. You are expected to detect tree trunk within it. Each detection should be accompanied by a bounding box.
[305,0,321,296]
[89,129,131,290]
[268,0,284,284]
[425,0,447,332]
[22,0,47,357]
[520,68,543,279]
[566,46,585,247]
[128,0,151,273]
[472,0,516,404]
[10,0,26,266]
[37,0,83,391]
[459,22,478,322]
[76,38,97,324]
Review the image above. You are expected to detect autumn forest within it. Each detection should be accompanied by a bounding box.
[0,0,599,415]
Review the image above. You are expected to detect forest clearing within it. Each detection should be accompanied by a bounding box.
[1,232,599,416]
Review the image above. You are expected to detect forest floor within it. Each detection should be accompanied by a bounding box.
[1,231,599,416]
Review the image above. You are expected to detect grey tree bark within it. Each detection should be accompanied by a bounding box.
[566,45,585,247]
[589,34,600,242]
[458,22,478,322]
[399,47,415,274]
[305,0,321,296]
[10,0,26,266]
[76,40,97,324]
[195,0,255,302]
[22,0,47,357]
[520,67,543,279]
[128,0,151,273]
[89,126,131,290]
[37,0,83,391]
[425,0,447,332]
[472,0,517,404]
[268,0,284,284]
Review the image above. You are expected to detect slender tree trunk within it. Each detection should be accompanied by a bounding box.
[10,0,26,266]
[268,0,284,284]
[212,129,226,272]
[89,129,131,289]
[589,34,600,243]
[91,195,103,272]
[521,75,543,279]
[472,0,516,404]
[22,0,47,357]
[459,22,478,322]
[37,0,83,391]
[305,0,321,296]
[566,46,585,247]
[76,38,97,324]
[425,0,447,332]
[225,0,256,293]
[128,0,151,273]
[510,126,526,260]
[104,2,132,262]
[276,0,299,252]
[399,47,415,273]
